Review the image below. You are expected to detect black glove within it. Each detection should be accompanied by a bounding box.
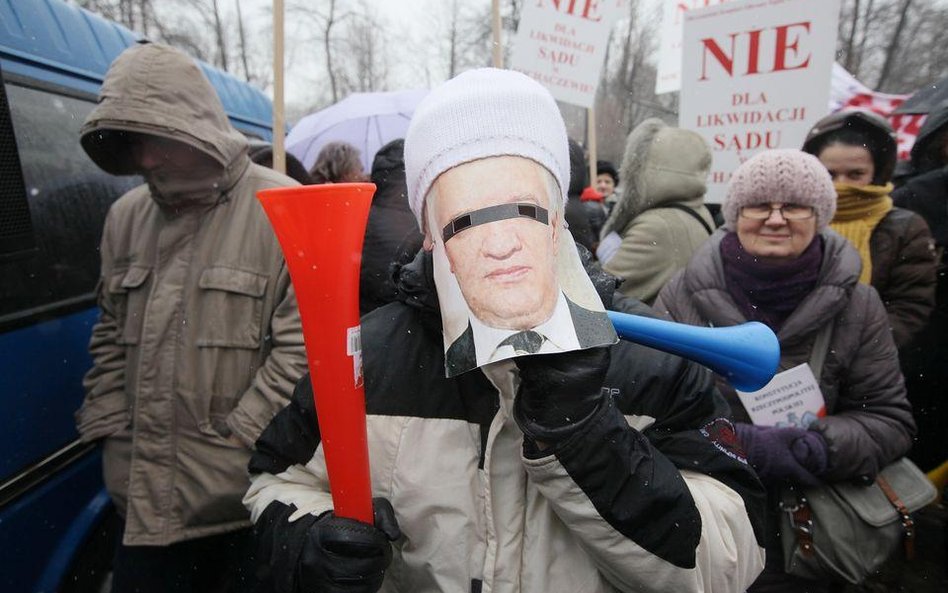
[514,346,611,445]
[297,498,401,593]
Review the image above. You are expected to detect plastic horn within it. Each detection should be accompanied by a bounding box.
[257,183,376,524]
[607,311,779,392]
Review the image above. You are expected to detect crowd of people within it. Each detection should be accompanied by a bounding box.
[74,42,945,593]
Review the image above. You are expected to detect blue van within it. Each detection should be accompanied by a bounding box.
[0,1,274,590]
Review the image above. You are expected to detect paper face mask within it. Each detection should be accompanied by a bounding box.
[427,156,617,377]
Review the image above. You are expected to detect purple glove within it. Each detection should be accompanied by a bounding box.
[734,423,829,487]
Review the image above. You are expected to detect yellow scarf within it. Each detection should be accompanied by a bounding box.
[830,182,893,284]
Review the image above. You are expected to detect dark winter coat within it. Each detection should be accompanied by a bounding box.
[244,249,767,593]
[359,139,424,315]
[564,140,597,252]
[868,207,937,348]
[655,230,915,483]
[891,167,948,470]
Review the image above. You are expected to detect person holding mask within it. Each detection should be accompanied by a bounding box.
[655,149,916,593]
[802,110,936,349]
[244,67,767,593]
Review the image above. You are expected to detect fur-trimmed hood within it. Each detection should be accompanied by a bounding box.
[601,118,711,237]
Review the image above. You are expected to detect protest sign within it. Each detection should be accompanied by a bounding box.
[679,0,840,203]
[656,0,735,94]
[736,363,826,428]
[510,0,624,108]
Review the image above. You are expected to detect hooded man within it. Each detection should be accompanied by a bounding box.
[74,42,307,592]
[242,68,765,593]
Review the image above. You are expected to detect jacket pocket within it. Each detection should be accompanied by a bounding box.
[108,266,151,346]
[195,267,268,349]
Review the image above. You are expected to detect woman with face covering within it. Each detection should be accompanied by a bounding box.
[654,149,915,593]
[802,111,937,349]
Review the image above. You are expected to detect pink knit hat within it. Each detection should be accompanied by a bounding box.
[723,149,836,231]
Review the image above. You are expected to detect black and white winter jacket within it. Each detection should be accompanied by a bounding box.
[244,249,766,593]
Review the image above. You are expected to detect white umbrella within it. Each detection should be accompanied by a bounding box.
[286,89,429,173]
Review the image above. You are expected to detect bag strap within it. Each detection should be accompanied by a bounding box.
[780,324,834,560]
[779,487,816,558]
[808,322,833,382]
[662,204,714,236]
[876,474,918,560]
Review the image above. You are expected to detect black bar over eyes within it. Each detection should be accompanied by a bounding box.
[441,202,549,243]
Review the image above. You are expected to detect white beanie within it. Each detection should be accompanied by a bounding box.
[404,68,570,230]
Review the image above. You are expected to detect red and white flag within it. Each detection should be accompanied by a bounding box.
[830,63,925,161]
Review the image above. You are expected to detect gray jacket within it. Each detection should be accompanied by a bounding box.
[654,230,915,482]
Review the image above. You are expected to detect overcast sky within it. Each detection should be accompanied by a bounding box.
[239,0,656,114]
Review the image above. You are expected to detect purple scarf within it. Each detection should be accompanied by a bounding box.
[720,232,823,332]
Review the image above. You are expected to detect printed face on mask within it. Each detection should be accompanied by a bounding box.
[431,156,560,330]
[817,144,875,187]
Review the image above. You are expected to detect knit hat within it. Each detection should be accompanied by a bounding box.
[404,68,569,230]
[723,149,836,231]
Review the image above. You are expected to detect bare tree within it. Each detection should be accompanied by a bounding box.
[835,0,948,93]
[288,0,353,103]
[592,0,671,163]
[337,5,390,94]
[209,0,229,71]
[234,0,251,82]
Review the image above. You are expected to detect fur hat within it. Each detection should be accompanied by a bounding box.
[404,68,569,230]
[723,149,836,231]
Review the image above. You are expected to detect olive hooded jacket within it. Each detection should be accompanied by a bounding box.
[75,42,307,546]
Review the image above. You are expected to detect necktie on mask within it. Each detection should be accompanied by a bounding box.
[499,330,545,355]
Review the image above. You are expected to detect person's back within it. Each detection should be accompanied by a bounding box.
[309,140,366,183]
[891,104,948,473]
[74,41,307,593]
[563,139,597,252]
[598,118,714,305]
[581,186,608,239]
[360,139,423,315]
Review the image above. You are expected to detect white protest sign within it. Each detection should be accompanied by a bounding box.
[736,363,827,428]
[655,0,734,94]
[510,0,625,108]
[678,0,840,203]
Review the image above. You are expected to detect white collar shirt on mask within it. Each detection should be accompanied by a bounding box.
[471,291,581,365]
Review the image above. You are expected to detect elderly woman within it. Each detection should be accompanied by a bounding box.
[654,149,915,593]
[802,110,936,349]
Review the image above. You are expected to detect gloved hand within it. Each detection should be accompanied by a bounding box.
[297,498,401,593]
[513,346,611,445]
[734,423,829,487]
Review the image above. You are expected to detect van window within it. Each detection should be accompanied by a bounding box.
[0,79,33,259]
[0,83,138,324]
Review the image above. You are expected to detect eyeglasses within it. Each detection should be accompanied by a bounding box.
[739,204,815,221]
